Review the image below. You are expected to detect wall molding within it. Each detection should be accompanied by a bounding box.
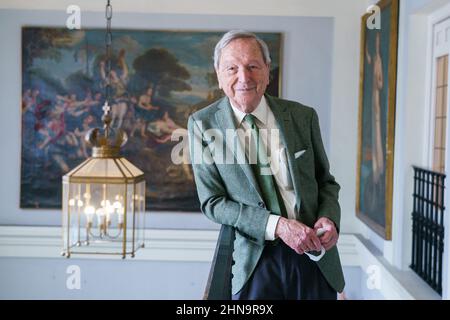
[0,226,439,299]
[0,0,364,16]
[0,226,218,262]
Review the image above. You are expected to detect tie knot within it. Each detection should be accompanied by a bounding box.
[244,114,257,128]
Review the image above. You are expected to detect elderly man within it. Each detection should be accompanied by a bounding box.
[188,30,345,300]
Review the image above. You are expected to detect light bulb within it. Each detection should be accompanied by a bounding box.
[84,206,95,222]
[106,211,113,225]
[101,199,111,207]
[113,201,122,210]
[117,207,125,224]
[96,208,106,225]
[69,198,75,206]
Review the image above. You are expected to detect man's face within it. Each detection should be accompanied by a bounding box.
[216,38,270,113]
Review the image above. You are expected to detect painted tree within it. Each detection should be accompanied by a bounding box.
[131,48,191,99]
[22,28,79,72]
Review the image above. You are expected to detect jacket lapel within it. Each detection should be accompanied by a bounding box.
[214,97,263,200]
[266,95,303,215]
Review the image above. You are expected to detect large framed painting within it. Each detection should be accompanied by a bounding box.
[356,0,399,240]
[21,27,282,210]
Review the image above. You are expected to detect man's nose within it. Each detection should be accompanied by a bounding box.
[237,67,251,82]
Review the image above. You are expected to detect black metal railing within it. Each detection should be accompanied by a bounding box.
[411,166,446,295]
[203,225,234,300]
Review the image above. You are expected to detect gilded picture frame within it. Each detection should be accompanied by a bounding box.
[356,0,399,240]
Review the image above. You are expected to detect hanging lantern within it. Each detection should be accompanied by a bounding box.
[61,102,146,258]
[61,0,145,258]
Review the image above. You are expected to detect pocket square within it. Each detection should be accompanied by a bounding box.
[294,149,306,159]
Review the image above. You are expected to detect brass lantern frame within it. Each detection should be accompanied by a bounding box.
[62,156,145,258]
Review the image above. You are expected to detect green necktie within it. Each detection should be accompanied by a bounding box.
[244,114,287,218]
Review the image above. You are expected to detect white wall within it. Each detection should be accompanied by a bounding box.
[0,227,218,299]
[0,257,211,299]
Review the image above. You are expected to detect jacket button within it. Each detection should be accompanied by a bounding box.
[258,202,265,208]
[231,260,235,265]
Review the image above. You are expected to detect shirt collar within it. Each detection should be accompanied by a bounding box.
[229,96,269,126]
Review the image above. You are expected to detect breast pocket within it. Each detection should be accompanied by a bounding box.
[293,147,315,179]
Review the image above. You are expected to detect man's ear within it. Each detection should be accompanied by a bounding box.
[266,63,271,85]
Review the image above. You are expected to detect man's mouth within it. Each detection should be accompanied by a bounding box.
[235,87,256,92]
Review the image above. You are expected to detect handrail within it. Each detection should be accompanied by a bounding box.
[203,225,234,300]
[412,165,446,177]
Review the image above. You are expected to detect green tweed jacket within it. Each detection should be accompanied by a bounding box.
[188,94,345,295]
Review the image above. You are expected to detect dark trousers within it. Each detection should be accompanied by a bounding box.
[232,241,337,300]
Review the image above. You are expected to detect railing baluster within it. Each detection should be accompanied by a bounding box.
[418,170,424,275]
[438,175,445,294]
[425,172,430,281]
[431,173,437,286]
[411,169,418,270]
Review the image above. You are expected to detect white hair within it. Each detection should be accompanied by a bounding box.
[213,30,271,70]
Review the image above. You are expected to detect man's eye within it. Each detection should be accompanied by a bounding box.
[226,67,236,72]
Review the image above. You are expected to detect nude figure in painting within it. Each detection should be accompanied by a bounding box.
[366,32,384,185]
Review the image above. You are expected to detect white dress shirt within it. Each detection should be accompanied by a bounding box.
[229,96,297,241]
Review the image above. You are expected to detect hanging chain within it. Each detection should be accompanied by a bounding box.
[104,0,113,105]
[102,0,113,137]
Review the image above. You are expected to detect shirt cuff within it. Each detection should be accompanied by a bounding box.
[265,214,281,241]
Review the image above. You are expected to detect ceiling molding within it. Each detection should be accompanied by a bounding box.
[0,0,365,17]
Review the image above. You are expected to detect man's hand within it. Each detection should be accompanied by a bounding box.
[314,217,338,251]
[275,217,322,254]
